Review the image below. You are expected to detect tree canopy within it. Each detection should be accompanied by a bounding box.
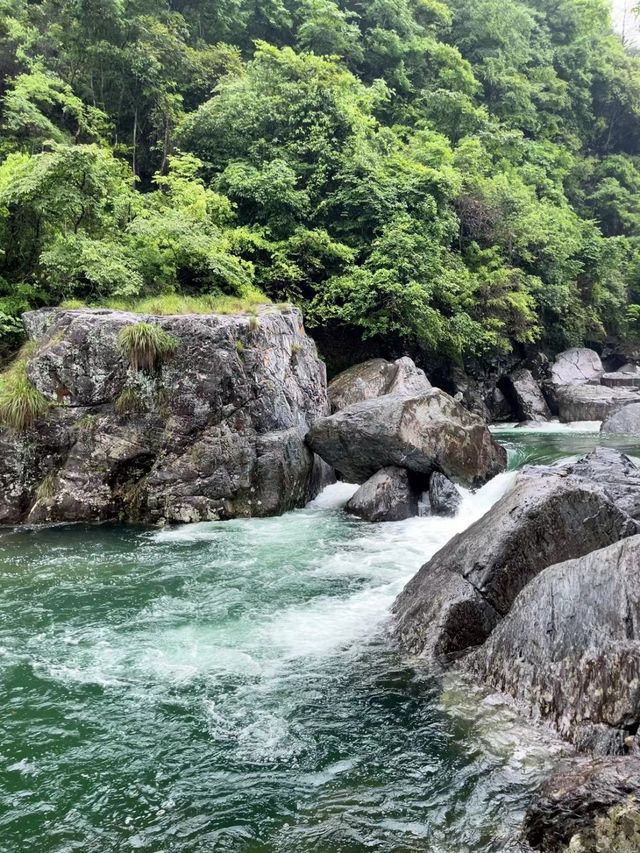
[1,0,640,364]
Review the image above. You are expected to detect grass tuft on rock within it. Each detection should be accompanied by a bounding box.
[119,322,178,372]
[0,343,50,431]
[36,470,57,500]
[104,286,273,317]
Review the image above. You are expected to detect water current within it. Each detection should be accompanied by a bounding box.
[2,422,639,852]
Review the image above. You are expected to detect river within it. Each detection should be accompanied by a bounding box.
[1,424,639,852]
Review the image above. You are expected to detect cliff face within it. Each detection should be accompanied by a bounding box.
[0,306,332,525]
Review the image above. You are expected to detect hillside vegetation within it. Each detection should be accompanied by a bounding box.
[1,0,640,365]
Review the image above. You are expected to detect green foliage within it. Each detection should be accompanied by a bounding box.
[0,0,640,365]
[118,323,178,372]
[0,342,50,430]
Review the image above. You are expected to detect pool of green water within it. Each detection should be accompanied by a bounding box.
[1,425,639,852]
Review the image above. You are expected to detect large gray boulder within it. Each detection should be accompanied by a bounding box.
[555,382,640,422]
[306,389,507,487]
[0,306,332,525]
[501,368,550,422]
[464,535,640,753]
[328,357,430,412]
[523,756,640,851]
[346,466,420,522]
[393,457,637,665]
[602,401,640,434]
[551,347,603,386]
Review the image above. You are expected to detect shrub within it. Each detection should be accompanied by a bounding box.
[0,344,50,430]
[118,322,178,372]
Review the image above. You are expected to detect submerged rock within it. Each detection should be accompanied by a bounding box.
[346,466,420,522]
[1,306,332,525]
[523,756,640,851]
[428,472,461,516]
[501,368,551,422]
[464,535,640,753]
[328,357,430,413]
[551,347,603,386]
[601,401,640,435]
[393,458,637,665]
[307,388,507,487]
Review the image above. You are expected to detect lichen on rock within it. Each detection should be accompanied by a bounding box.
[0,306,333,525]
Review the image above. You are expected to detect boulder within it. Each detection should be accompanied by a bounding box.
[1,306,332,525]
[306,389,507,487]
[428,472,461,516]
[602,363,640,388]
[602,401,640,434]
[569,447,640,521]
[523,756,640,852]
[551,347,603,386]
[500,368,551,422]
[346,466,420,522]
[555,382,640,422]
[328,357,430,413]
[393,459,637,665]
[464,535,640,753]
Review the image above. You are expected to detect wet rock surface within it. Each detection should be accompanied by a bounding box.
[428,472,461,516]
[464,535,640,753]
[522,757,640,851]
[328,357,430,413]
[0,307,332,524]
[307,389,507,488]
[393,452,637,664]
[345,466,421,522]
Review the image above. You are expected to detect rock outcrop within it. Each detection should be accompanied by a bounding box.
[523,757,640,851]
[346,466,421,522]
[393,454,637,664]
[569,447,640,521]
[328,357,430,413]
[555,382,640,422]
[501,368,551,422]
[307,389,507,488]
[602,363,640,388]
[602,401,640,434]
[0,306,333,525]
[464,535,640,753]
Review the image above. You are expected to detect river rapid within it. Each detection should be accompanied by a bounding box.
[2,424,639,853]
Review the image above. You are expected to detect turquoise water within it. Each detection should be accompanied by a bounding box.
[1,425,637,852]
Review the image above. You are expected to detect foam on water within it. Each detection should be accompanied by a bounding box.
[0,437,585,852]
[491,419,602,433]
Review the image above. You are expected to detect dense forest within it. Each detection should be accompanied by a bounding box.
[1,0,640,368]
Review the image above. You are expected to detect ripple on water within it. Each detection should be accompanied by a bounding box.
[0,434,607,852]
